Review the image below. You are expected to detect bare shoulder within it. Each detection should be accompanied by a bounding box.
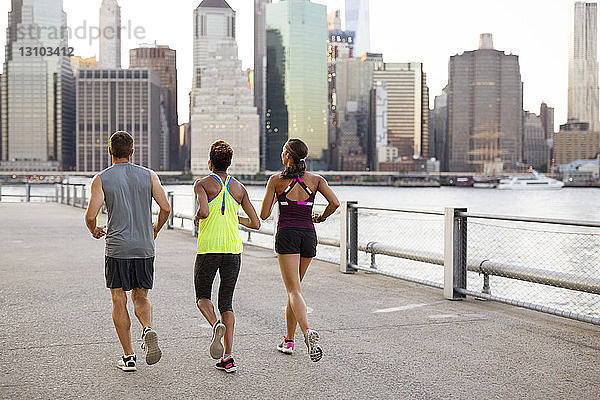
[304,172,325,185]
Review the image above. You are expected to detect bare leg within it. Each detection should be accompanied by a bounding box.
[278,254,310,336]
[197,299,218,327]
[285,257,312,340]
[111,289,133,355]
[131,288,152,329]
[221,311,235,355]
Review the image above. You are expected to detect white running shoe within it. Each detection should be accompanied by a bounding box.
[117,354,137,372]
[210,321,226,360]
[142,327,162,365]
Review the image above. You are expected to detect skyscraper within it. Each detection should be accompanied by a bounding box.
[345,0,370,57]
[254,0,272,171]
[266,0,328,170]
[431,88,448,170]
[523,111,550,170]
[130,44,179,170]
[1,0,76,171]
[76,69,162,172]
[447,34,523,172]
[99,0,121,69]
[373,62,429,159]
[568,2,599,131]
[192,0,236,110]
[190,0,259,175]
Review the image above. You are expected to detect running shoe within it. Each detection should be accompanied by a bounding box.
[209,320,226,360]
[277,336,294,355]
[117,354,137,372]
[304,329,323,362]
[141,327,162,365]
[215,356,237,373]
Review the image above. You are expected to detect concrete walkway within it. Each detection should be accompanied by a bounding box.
[1,203,599,399]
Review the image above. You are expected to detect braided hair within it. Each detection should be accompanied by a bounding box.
[281,138,308,179]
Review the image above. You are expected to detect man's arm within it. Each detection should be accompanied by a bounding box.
[151,171,171,239]
[260,175,277,220]
[84,175,106,239]
[193,179,209,226]
[239,186,261,230]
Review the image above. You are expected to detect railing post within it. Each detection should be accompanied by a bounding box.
[0,183,2,202]
[81,186,86,208]
[193,194,199,236]
[167,191,174,229]
[73,186,78,207]
[55,184,59,203]
[26,182,31,202]
[444,207,467,300]
[66,185,71,205]
[340,201,358,274]
[60,184,64,204]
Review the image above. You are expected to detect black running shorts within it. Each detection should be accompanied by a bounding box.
[194,253,241,314]
[275,228,317,258]
[105,256,154,291]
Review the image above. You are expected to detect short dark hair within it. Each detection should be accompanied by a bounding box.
[210,140,233,171]
[110,131,134,159]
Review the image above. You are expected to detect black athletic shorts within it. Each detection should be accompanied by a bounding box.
[105,256,154,291]
[194,253,241,314]
[275,228,317,258]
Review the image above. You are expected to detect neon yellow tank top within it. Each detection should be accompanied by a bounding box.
[196,174,243,255]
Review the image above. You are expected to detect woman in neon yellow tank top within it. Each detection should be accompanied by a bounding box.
[192,141,260,373]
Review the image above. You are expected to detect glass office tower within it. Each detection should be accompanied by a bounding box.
[266,0,328,170]
[1,0,75,171]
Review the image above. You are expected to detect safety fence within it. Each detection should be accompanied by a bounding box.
[5,183,600,325]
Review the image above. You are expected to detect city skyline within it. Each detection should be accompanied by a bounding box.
[0,0,590,131]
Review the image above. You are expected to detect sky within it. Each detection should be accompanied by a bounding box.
[0,0,582,130]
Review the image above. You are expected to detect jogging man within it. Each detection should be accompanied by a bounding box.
[84,131,171,372]
[193,140,260,373]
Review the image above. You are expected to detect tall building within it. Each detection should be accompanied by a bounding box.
[190,1,259,175]
[76,69,162,172]
[266,0,328,170]
[373,62,429,159]
[523,111,550,170]
[254,0,272,171]
[540,102,555,140]
[568,2,599,130]
[1,0,76,171]
[331,53,382,170]
[345,0,370,57]
[130,44,179,171]
[431,88,448,170]
[192,0,237,110]
[447,34,523,172]
[99,0,121,69]
[554,119,600,165]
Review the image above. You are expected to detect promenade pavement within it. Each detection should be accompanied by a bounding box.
[1,203,599,399]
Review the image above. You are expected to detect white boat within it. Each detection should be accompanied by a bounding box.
[497,171,564,190]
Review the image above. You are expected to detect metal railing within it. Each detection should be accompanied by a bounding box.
[5,183,600,325]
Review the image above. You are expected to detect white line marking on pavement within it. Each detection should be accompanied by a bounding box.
[373,303,431,313]
[428,314,459,319]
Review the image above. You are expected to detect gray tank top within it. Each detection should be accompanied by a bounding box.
[99,163,154,259]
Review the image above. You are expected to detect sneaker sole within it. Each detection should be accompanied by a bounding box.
[143,330,162,365]
[210,324,226,360]
[117,364,137,372]
[306,330,322,362]
[215,365,237,373]
[277,346,294,355]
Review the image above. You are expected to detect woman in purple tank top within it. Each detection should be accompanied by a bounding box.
[260,138,340,362]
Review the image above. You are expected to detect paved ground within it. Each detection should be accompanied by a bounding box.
[1,203,599,399]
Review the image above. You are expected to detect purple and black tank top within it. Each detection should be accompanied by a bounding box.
[276,175,316,230]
